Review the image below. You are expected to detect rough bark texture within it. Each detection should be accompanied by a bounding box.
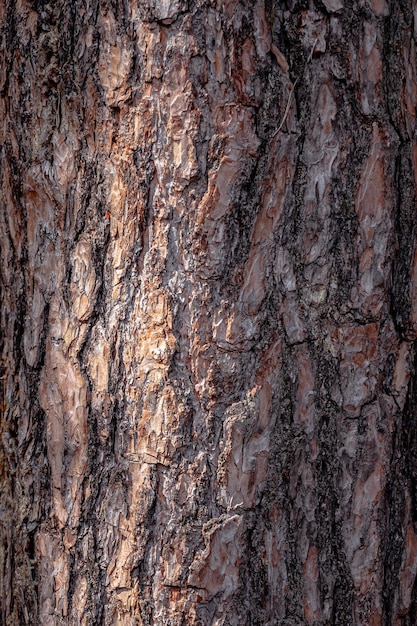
[1,0,417,624]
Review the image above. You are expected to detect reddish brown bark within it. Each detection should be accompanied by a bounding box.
[1,0,417,624]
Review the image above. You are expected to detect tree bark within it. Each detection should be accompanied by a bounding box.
[1,0,417,624]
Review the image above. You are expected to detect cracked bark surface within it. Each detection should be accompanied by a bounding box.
[1,0,417,624]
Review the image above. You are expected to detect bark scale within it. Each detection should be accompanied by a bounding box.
[1,0,417,624]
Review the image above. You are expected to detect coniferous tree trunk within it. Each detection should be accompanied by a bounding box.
[1,0,417,624]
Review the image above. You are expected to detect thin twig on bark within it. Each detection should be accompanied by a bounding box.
[273,38,318,138]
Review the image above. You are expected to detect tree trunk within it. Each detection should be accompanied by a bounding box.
[1,0,417,624]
